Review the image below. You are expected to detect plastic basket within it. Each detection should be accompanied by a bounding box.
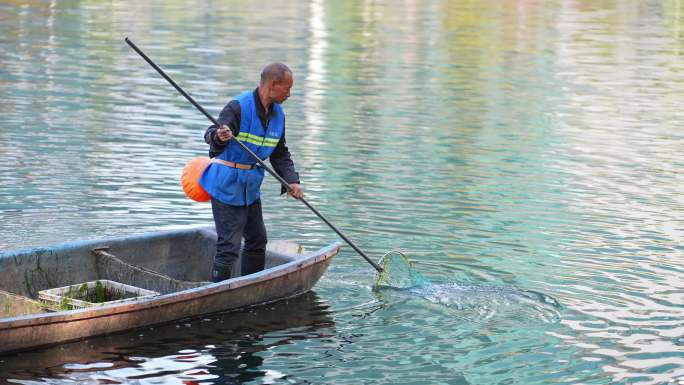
[38,279,159,310]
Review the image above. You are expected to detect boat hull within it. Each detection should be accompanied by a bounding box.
[0,227,340,354]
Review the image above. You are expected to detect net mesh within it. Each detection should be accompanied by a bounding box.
[374,250,429,289]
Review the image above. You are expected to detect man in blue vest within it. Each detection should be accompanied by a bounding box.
[200,63,303,282]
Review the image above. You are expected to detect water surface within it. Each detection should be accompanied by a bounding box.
[1,1,683,384]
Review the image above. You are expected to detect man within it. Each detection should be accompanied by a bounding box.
[199,63,304,282]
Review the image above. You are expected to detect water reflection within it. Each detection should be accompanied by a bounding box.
[1,292,334,384]
[1,0,684,383]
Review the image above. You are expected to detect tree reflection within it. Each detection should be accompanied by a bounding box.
[0,291,335,384]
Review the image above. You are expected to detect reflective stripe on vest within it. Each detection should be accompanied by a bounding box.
[236,132,280,148]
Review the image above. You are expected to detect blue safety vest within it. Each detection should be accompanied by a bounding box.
[199,91,285,206]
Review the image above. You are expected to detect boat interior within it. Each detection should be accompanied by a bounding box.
[0,227,303,318]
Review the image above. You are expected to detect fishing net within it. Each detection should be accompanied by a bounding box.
[93,249,207,294]
[374,250,429,289]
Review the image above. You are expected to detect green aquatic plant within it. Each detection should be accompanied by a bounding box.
[56,281,129,309]
[4,301,11,316]
[94,280,105,303]
[78,283,88,297]
[59,291,73,310]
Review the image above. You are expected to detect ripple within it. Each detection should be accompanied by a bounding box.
[2,1,684,384]
[376,282,562,325]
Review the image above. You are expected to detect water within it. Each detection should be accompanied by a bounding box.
[376,252,562,324]
[1,0,683,384]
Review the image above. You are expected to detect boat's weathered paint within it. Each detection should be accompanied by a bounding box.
[0,226,340,354]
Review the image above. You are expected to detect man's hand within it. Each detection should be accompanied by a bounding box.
[288,183,304,199]
[216,125,233,143]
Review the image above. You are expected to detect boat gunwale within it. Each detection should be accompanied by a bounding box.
[0,226,215,259]
[0,229,341,329]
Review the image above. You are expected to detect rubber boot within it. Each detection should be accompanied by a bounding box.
[241,251,265,276]
[211,263,233,283]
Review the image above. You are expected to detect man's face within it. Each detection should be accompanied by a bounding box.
[269,72,293,104]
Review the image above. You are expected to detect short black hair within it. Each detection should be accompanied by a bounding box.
[260,63,292,84]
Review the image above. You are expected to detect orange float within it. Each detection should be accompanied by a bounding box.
[180,156,212,202]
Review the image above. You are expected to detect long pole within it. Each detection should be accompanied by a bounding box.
[125,37,383,273]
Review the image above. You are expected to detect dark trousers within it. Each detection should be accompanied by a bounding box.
[211,198,267,278]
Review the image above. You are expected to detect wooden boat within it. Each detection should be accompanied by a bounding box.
[0,226,340,354]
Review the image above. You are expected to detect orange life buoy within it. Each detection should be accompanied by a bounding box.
[180,156,212,202]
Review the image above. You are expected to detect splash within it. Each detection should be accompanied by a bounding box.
[373,251,561,324]
[408,282,562,323]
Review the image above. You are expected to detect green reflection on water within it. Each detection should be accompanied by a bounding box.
[1,1,683,384]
